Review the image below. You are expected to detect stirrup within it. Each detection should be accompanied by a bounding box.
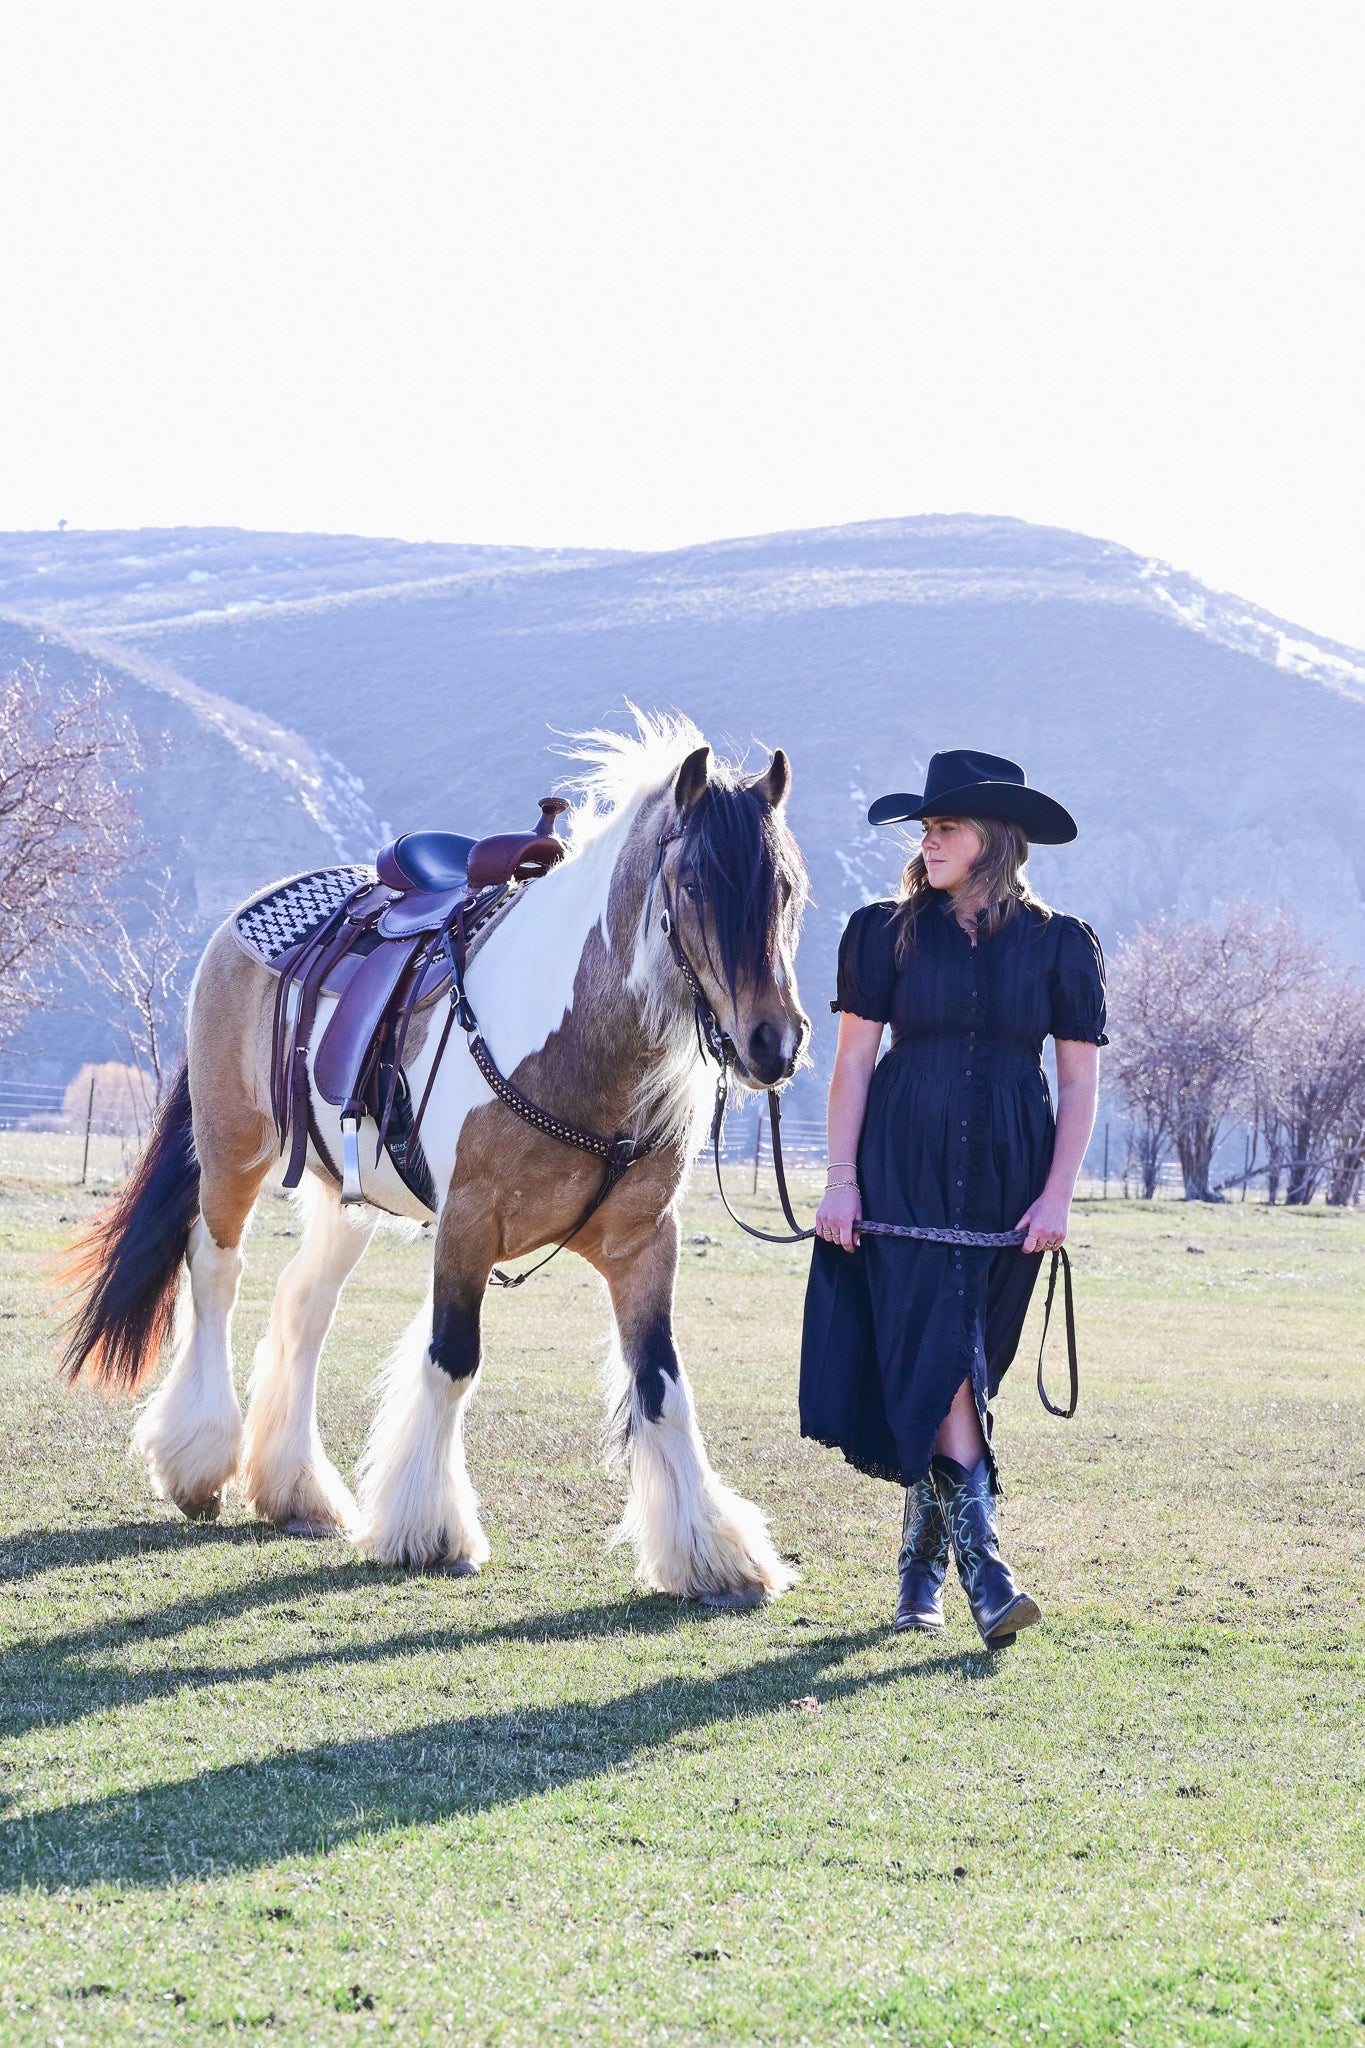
[339,1112,366,1205]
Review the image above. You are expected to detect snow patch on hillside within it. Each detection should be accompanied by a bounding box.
[1,612,381,859]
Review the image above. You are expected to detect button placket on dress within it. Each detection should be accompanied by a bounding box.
[958,923,994,1423]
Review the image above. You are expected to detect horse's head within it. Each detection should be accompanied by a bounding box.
[660,743,810,1087]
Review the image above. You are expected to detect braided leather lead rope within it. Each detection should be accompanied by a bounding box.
[855,1221,1026,1247]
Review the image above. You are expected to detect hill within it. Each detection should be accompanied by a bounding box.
[4,515,1364,1110]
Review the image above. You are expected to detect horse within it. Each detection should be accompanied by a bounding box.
[62,716,810,1606]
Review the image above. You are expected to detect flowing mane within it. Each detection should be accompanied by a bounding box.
[556,707,708,852]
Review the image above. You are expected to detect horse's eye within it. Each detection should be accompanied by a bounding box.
[682,881,701,903]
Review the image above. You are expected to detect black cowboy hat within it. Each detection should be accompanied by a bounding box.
[867,749,1077,844]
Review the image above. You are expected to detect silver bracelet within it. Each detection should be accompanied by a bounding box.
[825,1179,859,1191]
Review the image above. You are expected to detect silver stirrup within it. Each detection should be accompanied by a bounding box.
[339,1114,366,1205]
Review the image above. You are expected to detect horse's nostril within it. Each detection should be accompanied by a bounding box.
[748,1022,781,1073]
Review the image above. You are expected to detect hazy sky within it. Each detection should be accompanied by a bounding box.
[2,3,1362,645]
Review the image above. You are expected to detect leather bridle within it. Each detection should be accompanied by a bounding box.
[651,823,821,1246]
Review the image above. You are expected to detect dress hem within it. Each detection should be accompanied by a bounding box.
[799,1425,916,1489]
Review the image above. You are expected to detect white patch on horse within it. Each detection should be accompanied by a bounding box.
[240,1178,374,1530]
[352,1297,489,1569]
[605,1345,796,1605]
[396,774,645,1207]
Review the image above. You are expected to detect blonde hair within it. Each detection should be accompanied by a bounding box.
[894,815,1049,962]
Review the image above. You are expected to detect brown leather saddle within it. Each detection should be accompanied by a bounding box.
[269,798,569,1208]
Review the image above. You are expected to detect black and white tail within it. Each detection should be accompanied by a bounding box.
[61,1062,200,1393]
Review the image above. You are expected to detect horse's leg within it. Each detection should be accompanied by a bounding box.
[132,931,275,1518]
[130,1214,253,1520]
[352,1193,491,1571]
[593,1205,795,1606]
[240,1177,375,1535]
[130,1121,270,1521]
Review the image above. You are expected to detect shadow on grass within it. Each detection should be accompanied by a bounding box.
[0,1517,283,1581]
[0,1627,1003,1892]
[0,1574,756,1754]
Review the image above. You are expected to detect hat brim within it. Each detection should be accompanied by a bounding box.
[867,783,1077,844]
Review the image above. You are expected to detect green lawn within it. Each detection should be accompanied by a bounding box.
[0,1153,1361,2045]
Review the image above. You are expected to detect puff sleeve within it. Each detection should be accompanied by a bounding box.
[1050,917,1109,1045]
[833,902,898,1023]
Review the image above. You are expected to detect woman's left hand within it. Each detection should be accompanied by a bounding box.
[1015,1190,1070,1256]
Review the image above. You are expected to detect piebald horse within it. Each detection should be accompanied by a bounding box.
[64,719,810,1605]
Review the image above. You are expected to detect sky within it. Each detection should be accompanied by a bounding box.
[1,2,1362,646]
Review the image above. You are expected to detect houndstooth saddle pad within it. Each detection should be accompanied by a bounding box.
[233,865,375,967]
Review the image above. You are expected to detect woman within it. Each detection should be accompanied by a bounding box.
[799,749,1105,1646]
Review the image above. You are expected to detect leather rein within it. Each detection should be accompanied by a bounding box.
[654,833,1079,1421]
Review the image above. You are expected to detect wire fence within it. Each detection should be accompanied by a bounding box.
[0,1066,152,1185]
[0,1078,66,1129]
[716,1106,826,1167]
[0,1062,1326,1208]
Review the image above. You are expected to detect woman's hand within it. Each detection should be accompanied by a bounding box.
[1017,1041,1099,1255]
[816,1183,863,1253]
[1015,1189,1070,1256]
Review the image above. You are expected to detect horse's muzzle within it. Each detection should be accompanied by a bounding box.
[743,1019,803,1087]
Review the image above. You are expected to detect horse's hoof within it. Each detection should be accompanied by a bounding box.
[283,1516,342,1539]
[698,1585,768,1611]
[177,1491,224,1524]
[438,1556,481,1578]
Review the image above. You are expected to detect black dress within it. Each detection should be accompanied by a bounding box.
[799,899,1107,1489]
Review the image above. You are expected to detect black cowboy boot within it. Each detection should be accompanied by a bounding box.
[931,1454,1042,1647]
[895,1475,950,1633]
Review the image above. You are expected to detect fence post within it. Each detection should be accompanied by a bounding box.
[752,1105,764,1195]
[80,1073,95,1186]
[1102,1123,1109,1200]
[1242,1134,1250,1203]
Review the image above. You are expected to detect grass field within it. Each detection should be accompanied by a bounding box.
[0,1151,1362,2045]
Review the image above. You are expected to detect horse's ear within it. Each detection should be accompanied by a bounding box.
[673,745,711,813]
[757,747,791,809]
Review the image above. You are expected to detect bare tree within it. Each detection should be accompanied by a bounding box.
[1109,904,1315,1201]
[1326,1085,1365,1207]
[1106,925,1174,1197]
[77,868,194,1100]
[0,664,138,1046]
[1255,967,1365,1205]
